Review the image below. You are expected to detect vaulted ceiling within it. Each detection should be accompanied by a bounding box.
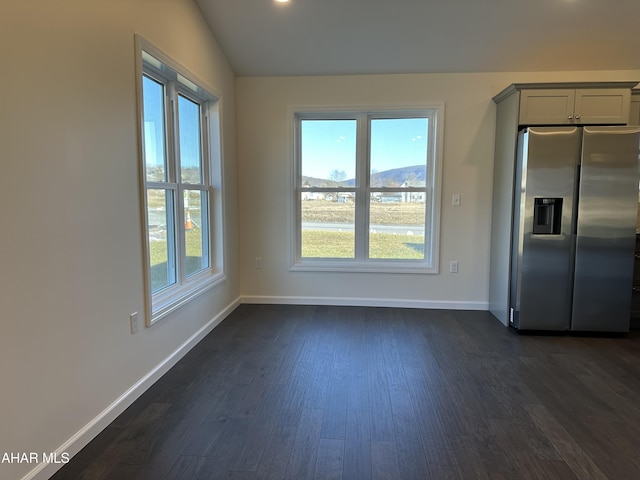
[195,0,640,77]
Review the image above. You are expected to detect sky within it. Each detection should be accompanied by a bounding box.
[142,75,202,180]
[143,80,429,183]
[301,117,429,180]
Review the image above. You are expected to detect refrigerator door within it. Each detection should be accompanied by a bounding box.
[571,127,640,332]
[511,127,580,330]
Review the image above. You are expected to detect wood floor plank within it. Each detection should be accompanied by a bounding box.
[304,350,333,409]
[392,409,430,480]
[228,417,272,473]
[162,455,207,480]
[65,402,170,480]
[576,414,640,479]
[525,404,609,480]
[191,418,252,479]
[371,441,401,480]
[388,381,413,415]
[395,439,430,480]
[283,408,323,480]
[367,367,394,442]
[343,409,372,480]
[313,438,344,480]
[320,381,348,439]
[487,417,561,468]
[255,425,297,480]
[104,464,142,480]
[48,425,124,480]
[447,434,490,480]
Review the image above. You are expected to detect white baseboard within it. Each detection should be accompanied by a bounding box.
[26,297,242,480]
[241,295,488,311]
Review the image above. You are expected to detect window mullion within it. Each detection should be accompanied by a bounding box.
[199,106,212,269]
[167,82,187,286]
[165,84,177,184]
[201,105,210,186]
[165,83,181,289]
[354,114,369,261]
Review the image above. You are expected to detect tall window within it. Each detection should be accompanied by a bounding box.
[137,37,224,324]
[293,108,443,273]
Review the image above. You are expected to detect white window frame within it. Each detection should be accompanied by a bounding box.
[135,35,225,325]
[291,105,444,274]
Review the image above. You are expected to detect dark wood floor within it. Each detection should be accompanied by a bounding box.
[52,305,640,480]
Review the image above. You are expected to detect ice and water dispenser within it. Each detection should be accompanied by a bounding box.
[532,198,562,235]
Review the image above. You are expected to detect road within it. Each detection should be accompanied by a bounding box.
[302,222,424,236]
[147,212,423,236]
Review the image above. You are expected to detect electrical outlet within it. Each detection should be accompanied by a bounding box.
[452,194,461,206]
[255,257,263,269]
[449,260,459,273]
[130,312,138,334]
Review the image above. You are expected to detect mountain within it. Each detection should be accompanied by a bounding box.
[302,165,426,188]
[369,165,426,187]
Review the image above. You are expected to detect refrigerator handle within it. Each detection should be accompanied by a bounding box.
[572,164,581,236]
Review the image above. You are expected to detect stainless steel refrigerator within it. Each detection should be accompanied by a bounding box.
[510,126,640,332]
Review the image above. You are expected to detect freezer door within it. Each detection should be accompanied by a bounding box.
[511,127,580,330]
[572,127,640,332]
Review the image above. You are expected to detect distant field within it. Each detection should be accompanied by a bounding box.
[146,200,427,275]
[302,231,425,259]
[301,200,426,259]
[302,200,425,225]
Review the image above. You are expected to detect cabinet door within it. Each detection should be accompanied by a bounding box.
[519,89,575,125]
[573,89,630,124]
[632,236,640,319]
[629,95,640,126]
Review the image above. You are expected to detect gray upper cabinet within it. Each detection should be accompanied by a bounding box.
[630,91,640,126]
[519,89,574,124]
[519,88,630,125]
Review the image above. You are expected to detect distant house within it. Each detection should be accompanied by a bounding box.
[400,180,426,203]
[337,192,354,203]
[374,180,427,203]
[301,181,324,201]
[379,193,403,203]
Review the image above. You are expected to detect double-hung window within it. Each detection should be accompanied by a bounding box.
[293,107,443,273]
[136,37,224,325]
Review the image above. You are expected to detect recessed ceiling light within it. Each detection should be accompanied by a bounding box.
[274,0,290,3]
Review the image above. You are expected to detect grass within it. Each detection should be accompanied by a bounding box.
[302,231,425,259]
[301,200,426,259]
[302,200,425,225]
[149,228,207,292]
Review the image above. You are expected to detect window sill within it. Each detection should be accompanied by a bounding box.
[290,260,437,274]
[149,271,226,325]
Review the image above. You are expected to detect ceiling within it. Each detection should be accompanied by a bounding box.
[195,0,640,77]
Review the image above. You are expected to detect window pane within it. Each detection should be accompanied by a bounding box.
[301,119,356,187]
[369,193,426,259]
[301,193,355,258]
[178,95,203,184]
[142,76,167,182]
[184,189,210,276]
[370,118,428,187]
[147,188,176,292]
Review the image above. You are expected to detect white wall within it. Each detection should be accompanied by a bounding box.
[236,71,640,308]
[0,1,239,479]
